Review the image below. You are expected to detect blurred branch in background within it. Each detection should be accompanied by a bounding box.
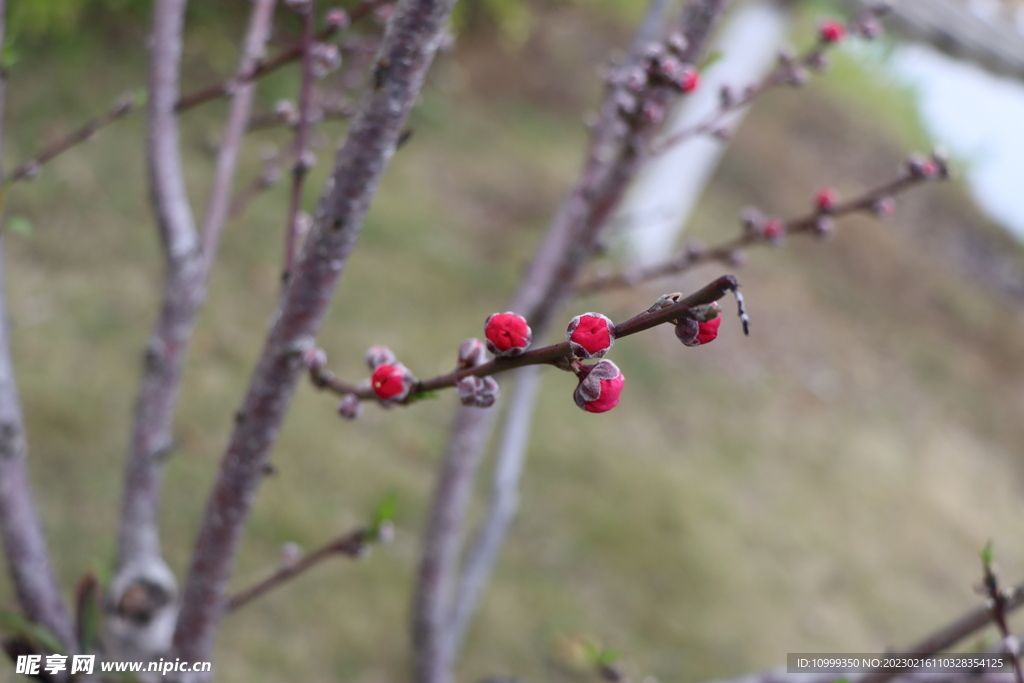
[0,0,76,652]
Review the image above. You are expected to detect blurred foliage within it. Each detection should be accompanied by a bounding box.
[7,0,147,38]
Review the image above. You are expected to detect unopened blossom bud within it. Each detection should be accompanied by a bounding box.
[375,519,395,544]
[815,187,838,212]
[818,19,846,43]
[573,360,625,414]
[640,100,665,124]
[302,347,327,371]
[655,55,684,82]
[310,43,342,79]
[806,51,829,73]
[337,393,362,420]
[741,207,765,234]
[280,542,303,570]
[365,345,397,370]
[695,316,722,346]
[675,317,699,346]
[906,154,939,179]
[457,338,488,368]
[931,149,950,179]
[761,218,785,243]
[566,312,616,359]
[719,85,735,109]
[812,216,836,238]
[678,67,700,93]
[274,99,299,126]
[325,7,350,28]
[666,32,688,55]
[371,363,415,402]
[871,196,896,218]
[615,91,638,116]
[783,64,809,86]
[456,376,499,408]
[854,15,883,39]
[484,312,532,357]
[623,66,648,92]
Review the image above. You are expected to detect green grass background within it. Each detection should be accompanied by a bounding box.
[1,2,1023,682]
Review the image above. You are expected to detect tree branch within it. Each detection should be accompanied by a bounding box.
[170,0,460,672]
[410,2,732,681]
[282,0,317,283]
[110,0,275,662]
[0,0,78,653]
[224,525,381,613]
[577,165,943,294]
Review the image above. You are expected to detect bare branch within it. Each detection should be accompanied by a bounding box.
[0,0,77,652]
[577,165,943,294]
[200,0,277,263]
[450,364,541,655]
[410,3,732,680]
[283,1,318,283]
[111,0,275,662]
[171,0,460,670]
[225,527,377,613]
[309,274,747,405]
[0,95,135,186]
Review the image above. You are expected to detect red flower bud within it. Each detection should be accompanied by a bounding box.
[573,360,625,414]
[762,218,784,243]
[371,363,414,402]
[815,187,838,212]
[457,338,488,369]
[337,393,362,420]
[365,345,397,370]
[695,317,721,345]
[818,20,846,44]
[676,309,721,347]
[484,312,532,357]
[680,67,700,93]
[566,312,616,359]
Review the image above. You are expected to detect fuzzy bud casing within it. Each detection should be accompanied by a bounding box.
[566,312,616,359]
[573,360,625,413]
[365,345,397,370]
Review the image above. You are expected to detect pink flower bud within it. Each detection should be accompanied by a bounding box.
[457,338,488,368]
[640,101,665,124]
[853,15,883,40]
[371,363,414,401]
[573,360,625,414]
[812,216,836,238]
[666,32,688,55]
[302,347,327,370]
[365,345,397,370]
[325,7,350,28]
[337,393,362,420]
[907,154,939,179]
[815,187,838,212]
[818,19,846,43]
[679,67,700,93]
[872,196,896,218]
[676,306,722,347]
[310,43,342,79]
[484,312,532,357]
[456,376,499,408]
[761,218,784,243]
[566,312,616,359]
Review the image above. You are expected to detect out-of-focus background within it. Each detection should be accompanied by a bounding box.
[1,0,1023,681]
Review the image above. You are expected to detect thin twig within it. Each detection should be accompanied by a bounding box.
[283,0,317,284]
[0,0,78,654]
[310,274,747,401]
[981,555,1024,683]
[110,0,275,663]
[225,528,372,613]
[171,0,460,670]
[577,167,941,294]
[0,95,134,186]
